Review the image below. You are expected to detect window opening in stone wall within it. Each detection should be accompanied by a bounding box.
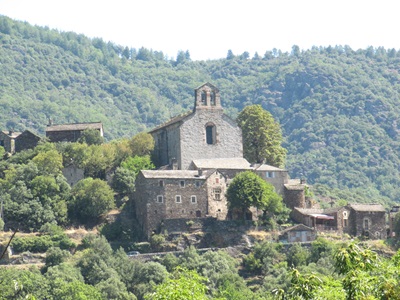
[343,219,348,227]
[214,188,221,200]
[266,171,275,178]
[210,92,216,106]
[180,180,185,187]
[191,195,197,203]
[175,195,182,203]
[157,195,163,203]
[215,178,219,184]
[364,218,369,230]
[206,125,216,145]
[159,180,164,187]
[196,210,201,217]
[196,181,202,187]
[201,91,207,105]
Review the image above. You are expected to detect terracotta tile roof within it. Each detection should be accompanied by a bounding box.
[192,158,252,169]
[45,122,103,132]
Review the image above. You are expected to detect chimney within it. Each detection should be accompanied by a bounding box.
[48,118,53,126]
[198,169,203,176]
[8,129,13,136]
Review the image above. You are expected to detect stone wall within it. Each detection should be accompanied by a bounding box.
[348,208,386,239]
[15,131,41,153]
[284,187,305,210]
[180,110,243,170]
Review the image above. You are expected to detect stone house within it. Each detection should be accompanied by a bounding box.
[150,83,243,170]
[0,130,41,154]
[291,204,386,239]
[347,204,386,239]
[45,121,103,143]
[62,162,85,187]
[0,130,20,154]
[279,224,317,243]
[389,206,400,237]
[15,130,41,153]
[134,169,228,237]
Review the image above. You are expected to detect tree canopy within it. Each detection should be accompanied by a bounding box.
[237,105,286,167]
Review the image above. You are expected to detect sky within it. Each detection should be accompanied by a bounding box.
[1,0,399,61]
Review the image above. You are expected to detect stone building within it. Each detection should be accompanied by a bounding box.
[45,121,103,143]
[15,130,41,152]
[0,130,20,154]
[62,162,85,187]
[134,169,228,237]
[291,204,386,239]
[347,204,386,239]
[0,130,41,154]
[150,83,243,170]
[279,224,317,243]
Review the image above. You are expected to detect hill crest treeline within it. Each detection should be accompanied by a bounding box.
[1,15,400,205]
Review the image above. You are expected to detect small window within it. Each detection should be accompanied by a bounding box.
[206,125,216,145]
[266,172,275,178]
[180,180,185,188]
[364,219,369,230]
[214,188,221,201]
[159,180,164,187]
[201,91,207,105]
[195,181,202,187]
[175,195,182,203]
[156,195,163,203]
[343,219,348,227]
[191,195,197,203]
[215,178,219,184]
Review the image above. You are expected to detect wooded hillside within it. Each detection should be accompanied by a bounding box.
[1,15,400,205]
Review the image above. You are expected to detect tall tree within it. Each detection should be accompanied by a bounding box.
[237,105,286,167]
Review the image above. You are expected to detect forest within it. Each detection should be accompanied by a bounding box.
[3,14,400,298]
[2,16,400,206]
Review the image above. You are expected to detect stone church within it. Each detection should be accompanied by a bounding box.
[150,83,243,170]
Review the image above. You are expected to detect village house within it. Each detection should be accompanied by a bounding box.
[291,204,386,239]
[0,129,41,154]
[134,169,228,237]
[279,224,317,243]
[45,121,103,143]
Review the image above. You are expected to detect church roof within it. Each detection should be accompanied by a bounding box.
[148,111,193,133]
[192,157,252,169]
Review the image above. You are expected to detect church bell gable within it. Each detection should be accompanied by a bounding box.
[194,82,222,111]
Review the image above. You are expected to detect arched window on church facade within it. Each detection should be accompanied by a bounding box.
[206,123,216,145]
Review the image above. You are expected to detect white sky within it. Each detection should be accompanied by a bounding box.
[1,0,398,61]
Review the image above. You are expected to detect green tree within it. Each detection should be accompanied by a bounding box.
[129,133,155,157]
[78,129,104,145]
[145,267,207,300]
[237,105,286,167]
[32,149,63,175]
[71,178,115,223]
[226,171,283,220]
[121,155,155,175]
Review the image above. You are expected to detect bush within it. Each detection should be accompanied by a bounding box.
[11,233,75,253]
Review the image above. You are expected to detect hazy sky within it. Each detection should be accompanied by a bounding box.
[1,0,398,60]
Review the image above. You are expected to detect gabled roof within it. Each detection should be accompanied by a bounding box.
[16,130,41,139]
[192,158,252,170]
[255,164,286,172]
[1,131,21,138]
[281,224,315,234]
[45,122,103,132]
[195,82,219,92]
[348,204,386,212]
[148,111,193,134]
